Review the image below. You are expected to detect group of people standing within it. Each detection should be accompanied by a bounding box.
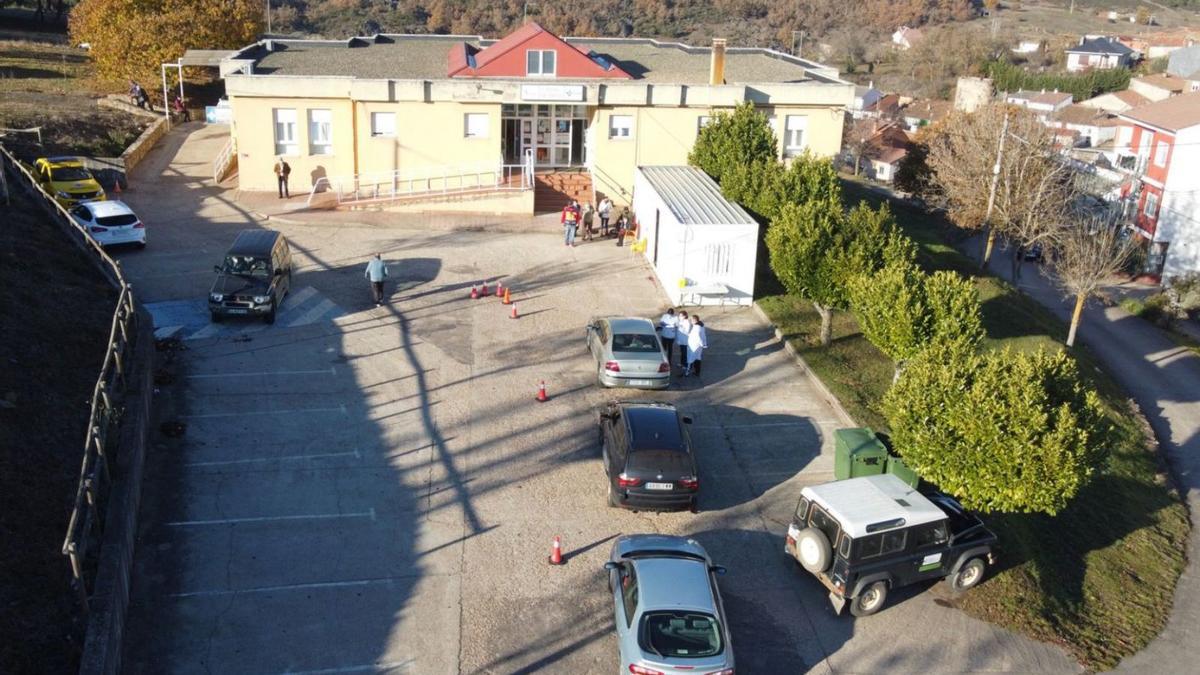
[658,308,708,378]
[127,80,190,121]
[561,197,631,247]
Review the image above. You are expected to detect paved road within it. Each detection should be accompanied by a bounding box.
[118,124,1079,673]
[976,245,1200,675]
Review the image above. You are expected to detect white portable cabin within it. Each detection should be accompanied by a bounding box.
[631,166,760,307]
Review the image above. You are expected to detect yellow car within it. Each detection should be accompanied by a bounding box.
[33,156,107,207]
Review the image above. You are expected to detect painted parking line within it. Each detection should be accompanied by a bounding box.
[168,573,406,599]
[165,508,375,527]
[281,660,414,674]
[186,366,337,379]
[180,404,346,419]
[183,449,360,468]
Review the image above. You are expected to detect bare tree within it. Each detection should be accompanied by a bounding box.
[928,103,1070,272]
[1046,213,1136,347]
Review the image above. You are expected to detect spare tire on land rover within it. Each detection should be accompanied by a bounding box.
[794,527,831,573]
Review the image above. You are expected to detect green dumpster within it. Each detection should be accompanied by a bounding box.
[886,454,919,488]
[833,428,888,481]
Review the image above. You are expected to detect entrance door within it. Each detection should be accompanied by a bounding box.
[502,104,589,168]
[503,119,521,163]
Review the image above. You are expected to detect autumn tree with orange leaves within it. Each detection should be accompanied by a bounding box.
[70,0,262,99]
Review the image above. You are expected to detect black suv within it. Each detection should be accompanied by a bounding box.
[785,474,996,617]
[209,230,293,324]
[599,402,698,512]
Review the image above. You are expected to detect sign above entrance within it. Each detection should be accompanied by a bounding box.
[520,84,585,102]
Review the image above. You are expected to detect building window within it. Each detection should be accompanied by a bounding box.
[371,112,396,137]
[767,115,779,138]
[705,242,733,277]
[273,108,297,156]
[526,49,556,77]
[1154,141,1169,167]
[697,115,712,133]
[308,109,333,155]
[609,114,632,139]
[783,115,808,157]
[1144,192,1159,218]
[464,113,489,138]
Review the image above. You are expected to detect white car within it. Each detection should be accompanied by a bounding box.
[70,200,146,248]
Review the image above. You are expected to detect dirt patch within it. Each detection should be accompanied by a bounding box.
[0,186,118,673]
[0,38,148,161]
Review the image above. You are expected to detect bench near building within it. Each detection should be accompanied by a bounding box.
[217,21,853,213]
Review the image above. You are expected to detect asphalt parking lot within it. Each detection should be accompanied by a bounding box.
[118,125,1080,674]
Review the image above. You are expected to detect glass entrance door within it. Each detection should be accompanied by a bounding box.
[502,104,588,168]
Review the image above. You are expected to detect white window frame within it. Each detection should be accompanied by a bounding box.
[697,115,712,133]
[1154,140,1169,167]
[308,109,333,155]
[370,112,396,137]
[464,112,489,139]
[1144,192,1159,218]
[273,108,298,156]
[609,114,633,140]
[526,49,557,77]
[783,115,808,157]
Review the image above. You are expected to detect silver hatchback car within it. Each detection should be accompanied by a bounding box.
[604,534,735,675]
[586,317,670,389]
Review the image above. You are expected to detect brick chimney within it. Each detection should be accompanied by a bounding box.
[709,38,726,85]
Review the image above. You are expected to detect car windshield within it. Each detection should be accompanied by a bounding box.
[52,167,92,182]
[612,332,659,353]
[640,611,723,659]
[96,214,138,227]
[222,255,271,277]
[626,448,690,473]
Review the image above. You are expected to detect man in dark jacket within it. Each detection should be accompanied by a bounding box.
[274,158,291,198]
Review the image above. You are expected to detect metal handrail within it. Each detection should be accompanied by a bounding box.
[0,145,138,614]
[212,137,235,182]
[308,152,535,208]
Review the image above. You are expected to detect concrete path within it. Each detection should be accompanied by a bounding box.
[976,242,1200,675]
[117,124,1080,673]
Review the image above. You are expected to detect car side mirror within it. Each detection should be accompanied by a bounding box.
[603,561,620,571]
[681,416,693,425]
[710,565,726,576]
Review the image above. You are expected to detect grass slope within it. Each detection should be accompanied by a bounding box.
[757,182,1187,669]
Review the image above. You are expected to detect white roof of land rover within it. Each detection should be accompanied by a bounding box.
[802,474,946,538]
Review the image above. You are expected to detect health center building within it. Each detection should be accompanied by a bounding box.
[218,21,854,212]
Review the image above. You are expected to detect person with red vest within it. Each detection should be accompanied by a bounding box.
[561,200,581,247]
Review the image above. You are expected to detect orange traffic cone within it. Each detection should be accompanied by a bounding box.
[510,303,518,319]
[549,535,563,565]
[502,287,512,305]
[496,280,505,297]
[480,281,490,297]
[536,380,548,402]
[469,284,478,300]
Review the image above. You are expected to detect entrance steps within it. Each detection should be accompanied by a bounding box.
[534,170,594,213]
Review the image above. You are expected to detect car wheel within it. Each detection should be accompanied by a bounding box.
[263,302,276,325]
[950,558,986,592]
[688,498,698,514]
[210,312,223,324]
[850,581,888,617]
[794,527,832,573]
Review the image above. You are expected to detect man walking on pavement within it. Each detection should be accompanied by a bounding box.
[658,307,678,369]
[274,157,291,198]
[365,253,389,306]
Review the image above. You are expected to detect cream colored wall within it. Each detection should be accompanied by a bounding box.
[590,103,846,206]
[231,96,356,192]
[355,101,502,177]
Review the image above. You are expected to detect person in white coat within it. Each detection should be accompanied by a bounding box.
[675,310,690,369]
[658,308,678,365]
[685,315,708,377]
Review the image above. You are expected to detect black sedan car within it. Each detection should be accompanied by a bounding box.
[599,401,699,512]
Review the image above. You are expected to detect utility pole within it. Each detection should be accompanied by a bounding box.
[266,1,271,35]
[981,109,1010,268]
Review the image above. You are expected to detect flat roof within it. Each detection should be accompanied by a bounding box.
[179,49,238,67]
[802,474,945,538]
[638,166,756,227]
[244,34,836,85]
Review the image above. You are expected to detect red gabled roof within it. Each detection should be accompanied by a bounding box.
[447,21,631,79]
